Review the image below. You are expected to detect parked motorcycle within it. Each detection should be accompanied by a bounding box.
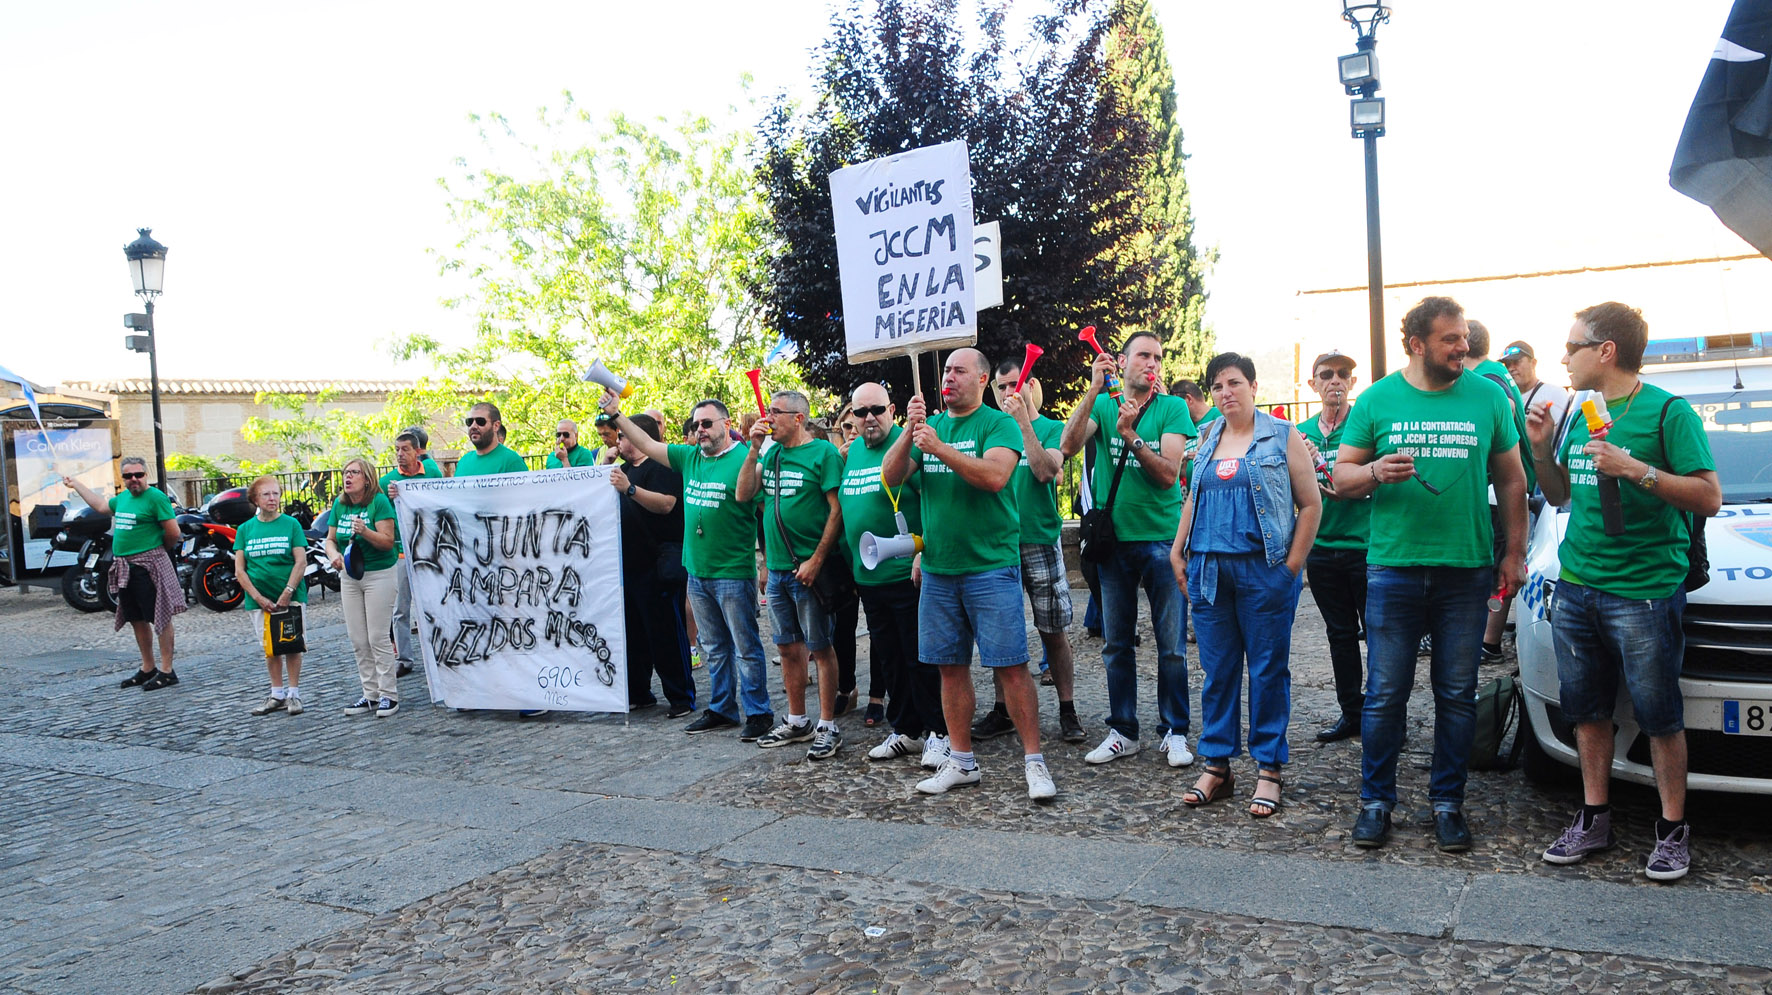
[304,507,340,594]
[51,506,115,613]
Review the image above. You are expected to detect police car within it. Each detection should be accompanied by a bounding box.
[1515,335,1772,793]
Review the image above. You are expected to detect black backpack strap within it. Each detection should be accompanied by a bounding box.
[1101,398,1157,516]
[769,446,803,569]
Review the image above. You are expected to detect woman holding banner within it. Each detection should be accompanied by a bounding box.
[327,457,400,717]
[234,475,309,715]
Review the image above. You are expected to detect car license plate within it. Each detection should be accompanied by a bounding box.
[1722,700,1772,736]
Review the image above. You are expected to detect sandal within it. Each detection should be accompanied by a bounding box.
[1248,771,1283,819]
[863,700,886,726]
[1182,764,1235,807]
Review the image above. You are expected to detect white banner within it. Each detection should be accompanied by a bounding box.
[829,139,977,363]
[394,467,627,712]
[973,220,1002,310]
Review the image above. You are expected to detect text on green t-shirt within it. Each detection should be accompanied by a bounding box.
[1090,392,1197,542]
[1299,409,1370,549]
[109,487,175,557]
[235,513,309,604]
[667,442,760,580]
[913,406,1022,574]
[841,425,922,586]
[331,492,399,573]
[759,439,844,572]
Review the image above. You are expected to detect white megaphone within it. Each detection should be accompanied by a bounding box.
[582,360,635,399]
[859,512,924,570]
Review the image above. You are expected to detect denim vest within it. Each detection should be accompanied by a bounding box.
[1184,409,1297,569]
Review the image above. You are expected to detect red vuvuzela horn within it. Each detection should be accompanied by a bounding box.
[745,368,766,416]
[1078,325,1106,355]
[1013,343,1044,394]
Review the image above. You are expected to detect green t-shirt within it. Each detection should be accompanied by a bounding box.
[1343,370,1519,568]
[841,425,922,586]
[379,465,441,554]
[1014,414,1066,544]
[330,492,398,573]
[1299,408,1370,550]
[1090,392,1197,541]
[235,513,309,604]
[1558,383,1714,599]
[545,445,598,469]
[667,442,761,580]
[1470,360,1537,494]
[421,456,441,476]
[759,438,844,572]
[108,487,175,557]
[454,444,528,476]
[912,405,1022,574]
[1197,406,1222,425]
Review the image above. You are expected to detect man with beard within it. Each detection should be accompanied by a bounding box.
[1298,351,1370,743]
[380,430,441,676]
[454,402,528,476]
[603,392,771,739]
[885,348,1056,801]
[65,457,185,689]
[1333,296,1528,853]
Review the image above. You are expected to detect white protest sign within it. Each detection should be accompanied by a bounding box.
[973,220,1002,310]
[829,139,976,363]
[395,467,627,712]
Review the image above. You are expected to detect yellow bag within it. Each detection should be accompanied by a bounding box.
[262,606,307,656]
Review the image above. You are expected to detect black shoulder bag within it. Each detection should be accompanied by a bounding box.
[772,447,857,612]
[1657,396,1710,592]
[1079,401,1153,565]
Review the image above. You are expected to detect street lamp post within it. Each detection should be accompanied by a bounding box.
[1339,3,1391,378]
[122,228,170,492]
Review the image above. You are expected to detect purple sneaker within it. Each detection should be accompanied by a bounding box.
[1645,823,1691,882]
[1542,808,1615,865]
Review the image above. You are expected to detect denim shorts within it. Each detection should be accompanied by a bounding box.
[1550,580,1687,737]
[766,570,834,652]
[1019,541,1073,634]
[919,566,1028,668]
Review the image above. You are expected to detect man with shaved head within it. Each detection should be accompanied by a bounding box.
[884,348,1057,801]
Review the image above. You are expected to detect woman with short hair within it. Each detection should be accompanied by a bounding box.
[234,475,309,715]
[327,457,400,717]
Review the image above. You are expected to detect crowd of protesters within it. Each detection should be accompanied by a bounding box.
[78,295,1716,882]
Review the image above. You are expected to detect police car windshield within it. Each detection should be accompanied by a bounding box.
[1685,388,1772,503]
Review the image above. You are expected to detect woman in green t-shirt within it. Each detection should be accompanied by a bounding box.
[326,458,401,717]
[234,476,311,716]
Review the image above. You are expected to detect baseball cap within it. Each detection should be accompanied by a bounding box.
[1500,341,1535,363]
[1311,350,1358,374]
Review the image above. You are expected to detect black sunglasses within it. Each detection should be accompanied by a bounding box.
[121,471,146,480]
[556,431,572,438]
[691,418,718,430]
[464,416,489,427]
[854,404,888,418]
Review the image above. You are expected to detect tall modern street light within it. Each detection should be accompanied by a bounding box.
[122,228,170,492]
[1339,2,1390,378]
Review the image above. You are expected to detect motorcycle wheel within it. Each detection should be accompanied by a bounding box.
[61,567,113,613]
[194,558,245,612]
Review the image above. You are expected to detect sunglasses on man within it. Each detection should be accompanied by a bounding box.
[464,416,490,427]
[853,404,889,418]
[690,418,721,430]
[122,471,146,480]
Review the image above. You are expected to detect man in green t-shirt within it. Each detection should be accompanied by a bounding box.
[1298,350,1371,743]
[968,354,1083,745]
[737,390,847,759]
[65,457,186,689]
[1462,319,1537,664]
[545,419,598,469]
[884,347,1055,802]
[453,402,529,476]
[1334,296,1528,853]
[1059,330,1199,770]
[381,429,441,674]
[839,382,949,767]
[1527,302,1719,882]
[604,391,770,739]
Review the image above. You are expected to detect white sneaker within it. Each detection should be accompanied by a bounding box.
[868,732,925,761]
[1025,760,1057,801]
[920,733,951,770]
[1160,732,1195,768]
[1084,729,1140,764]
[916,758,981,794]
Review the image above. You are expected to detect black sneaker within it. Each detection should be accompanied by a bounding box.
[684,710,739,735]
[1059,710,1086,743]
[1435,810,1473,853]
[140,671,178,691]
[119,668,156,688]
[666,703,695,719]
[970,707,1016,741]
[396,663,414,677]
[739,714,775,742]
[1352,805,1392,848]
[1480,645,1504,666]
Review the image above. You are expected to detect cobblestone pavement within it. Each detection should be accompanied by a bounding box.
[2,580,1770,995]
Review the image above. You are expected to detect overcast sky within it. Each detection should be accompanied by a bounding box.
[0,0,1754,388]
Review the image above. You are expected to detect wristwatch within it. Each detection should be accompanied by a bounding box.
[1131,438,1146,452]
[626,483,637,497]
[1636,465,1660,491]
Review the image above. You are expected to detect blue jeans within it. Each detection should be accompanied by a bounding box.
[1360,565,1491,811]
[686,575,772,722]
[766,570,835,651]
[1551,581,1687,737]
[1098,539,1190,740]
[1189,552,1302,767]
[918,566,1027,667]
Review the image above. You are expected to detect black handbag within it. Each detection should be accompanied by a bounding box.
[772,447,857,612]
[1080,401,1152,565]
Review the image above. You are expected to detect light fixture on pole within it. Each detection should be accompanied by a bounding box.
[1340,1,1391,378]
[122,228,170,492]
